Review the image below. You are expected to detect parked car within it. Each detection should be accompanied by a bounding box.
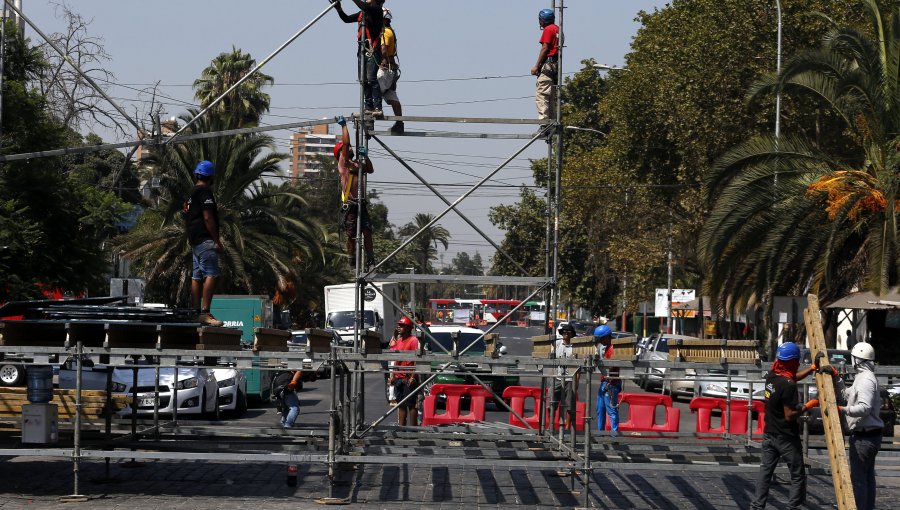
[695,369,766,401]
[113,365,220,419]
[409,325,520,405]
[635,333,698,397]
[211,368,248,417]
[60,359,243,417]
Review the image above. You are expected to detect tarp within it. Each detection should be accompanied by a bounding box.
[826,289,900,310]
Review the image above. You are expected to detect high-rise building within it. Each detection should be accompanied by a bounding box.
[289,124,339,182]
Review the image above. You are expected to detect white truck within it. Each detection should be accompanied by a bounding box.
[324,282,401,347]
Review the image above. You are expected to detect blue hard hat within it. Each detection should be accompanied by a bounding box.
[539,8,555,24]
[776,342,800,361]
[195,160,215,177]
[593,324,611,339]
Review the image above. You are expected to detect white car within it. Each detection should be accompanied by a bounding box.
[212,368,248,416]
[694,369,765,401]
[114,366,220,419]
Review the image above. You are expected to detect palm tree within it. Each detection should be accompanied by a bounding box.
[118,109,326,305]
[193,47,273,127]
[700,0,900,313]
[398,213,450,274]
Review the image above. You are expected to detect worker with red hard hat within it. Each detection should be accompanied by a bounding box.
[334,115,375,270]
[390,315,420,426]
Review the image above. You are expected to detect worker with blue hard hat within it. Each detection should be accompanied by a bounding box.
[183,160,224,327]
[531,8,560,121]
[751,341,819,510]
[593,324,620,436]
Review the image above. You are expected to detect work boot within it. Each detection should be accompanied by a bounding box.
[365,252,375,269]
[199,312,224,327]
[389,121,404,134]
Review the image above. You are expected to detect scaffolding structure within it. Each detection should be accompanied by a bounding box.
[0,2,847,507]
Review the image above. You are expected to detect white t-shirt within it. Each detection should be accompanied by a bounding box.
[555,339,574,378]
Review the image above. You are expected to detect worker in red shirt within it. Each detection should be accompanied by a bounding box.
[531,8,559,121]
[390,316,420,426]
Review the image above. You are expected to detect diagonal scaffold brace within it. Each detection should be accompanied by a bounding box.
[166,1,338,144]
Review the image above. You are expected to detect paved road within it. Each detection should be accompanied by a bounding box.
[1,453,898,509]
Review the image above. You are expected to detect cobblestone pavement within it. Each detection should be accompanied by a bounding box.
[1,456,898,509]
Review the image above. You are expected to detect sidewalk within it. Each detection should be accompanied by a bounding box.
[2,456,898,509]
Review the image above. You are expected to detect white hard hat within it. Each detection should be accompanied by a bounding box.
[851,342,875,361]
[383,8,392,20]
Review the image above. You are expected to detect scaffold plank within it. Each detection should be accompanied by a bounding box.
[380,115,549,125]
[369,274,549,285]
[370,130,542,139]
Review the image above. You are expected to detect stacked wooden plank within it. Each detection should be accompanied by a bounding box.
[669,339,759,363]
[531,334,636,360]
[0,387,129,421]
[252,328,290,352]
[195,326,243,351]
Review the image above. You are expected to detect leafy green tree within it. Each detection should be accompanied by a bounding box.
[398,213,450,274]
[701,0,900,312]
[563,0,876,318]
[0,20,128,300]
[193,47,273,128]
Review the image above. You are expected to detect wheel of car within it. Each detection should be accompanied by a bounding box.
[235,390,248,417]
[0,363,24,387]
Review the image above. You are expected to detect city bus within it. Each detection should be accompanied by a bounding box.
[428,298,522,325]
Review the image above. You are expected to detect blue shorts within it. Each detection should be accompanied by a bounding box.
[191,239,220,280]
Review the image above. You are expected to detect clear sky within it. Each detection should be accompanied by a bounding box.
[22,0,665,268]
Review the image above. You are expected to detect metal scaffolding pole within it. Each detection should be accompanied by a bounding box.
[369,125,553,273]
[167,1,337,143]
[369,135,529,275]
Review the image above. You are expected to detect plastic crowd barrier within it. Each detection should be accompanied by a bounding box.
[606,393,680,433]
[421,384,491,426]
[689,396,765,438]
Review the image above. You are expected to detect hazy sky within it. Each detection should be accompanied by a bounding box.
[22,0,665,267]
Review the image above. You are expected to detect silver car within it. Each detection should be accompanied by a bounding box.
[114,366,220,418]
[212,368,247,416]
[635,333,698,397]
[694,369,765,401]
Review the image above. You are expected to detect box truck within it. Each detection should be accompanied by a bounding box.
[210,295,274,404]
[324,283,400,346]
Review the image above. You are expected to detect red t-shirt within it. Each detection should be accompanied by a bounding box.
[391,335,419,378]
[540,24,560,57]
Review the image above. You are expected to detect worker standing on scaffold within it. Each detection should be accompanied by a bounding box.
[594,325,620,436]
[332,0,385,117]
[531,8,559,121]
[379,8,404,134]
[333,115,375,269]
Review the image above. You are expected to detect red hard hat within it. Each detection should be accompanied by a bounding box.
[397,316,414,326]
[333,141,346,159]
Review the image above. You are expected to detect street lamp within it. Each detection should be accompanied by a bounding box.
[564,125,605,136]
[773,1,782,191]
[406,267,415,315]
[593,63,627,72]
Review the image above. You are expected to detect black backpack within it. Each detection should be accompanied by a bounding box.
[271,371,297,404]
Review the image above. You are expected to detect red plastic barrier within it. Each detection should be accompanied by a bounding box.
[502,386,543,429]
[689,397,765,438]
[422,384,490,426]
[552,401,586,431]
[606,393,680,433]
